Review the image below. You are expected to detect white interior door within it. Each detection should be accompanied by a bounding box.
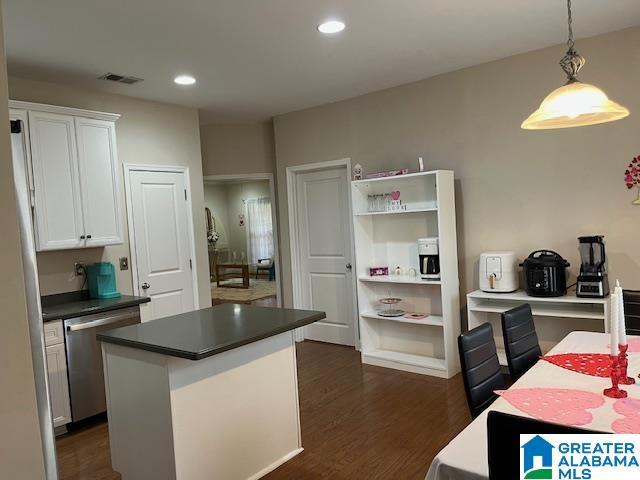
[129,170,195,321]
[294,166,356,346]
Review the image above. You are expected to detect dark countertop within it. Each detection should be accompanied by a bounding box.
[41,291,150,322]
[97,303,325,360]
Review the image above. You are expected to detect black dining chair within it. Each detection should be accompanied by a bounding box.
[458,323,506,419]
[623,290,640,336]
[487,411,602,480]
[501,304,541,381]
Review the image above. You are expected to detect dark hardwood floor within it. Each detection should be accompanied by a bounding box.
[56,341,470,479]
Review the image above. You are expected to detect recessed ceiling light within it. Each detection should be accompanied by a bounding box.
[174,75,196,86]
[317,20,345,34]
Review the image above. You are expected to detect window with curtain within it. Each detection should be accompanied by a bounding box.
[245,197,274,264]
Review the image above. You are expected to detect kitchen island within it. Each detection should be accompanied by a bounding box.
[97,303,325,480]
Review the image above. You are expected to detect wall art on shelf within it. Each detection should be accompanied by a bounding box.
[624,156,640,205]
[369,266,389,276]
[365,168,408,179]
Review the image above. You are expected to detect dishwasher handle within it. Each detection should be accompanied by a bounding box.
[66,309,140,332]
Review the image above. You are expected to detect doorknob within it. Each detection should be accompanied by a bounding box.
[346,263,352,271]
[141,282,150,290]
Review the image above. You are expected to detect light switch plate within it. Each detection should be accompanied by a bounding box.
[119,257,129,271]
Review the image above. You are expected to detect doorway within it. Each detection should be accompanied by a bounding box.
[124,165,199,322]
[203,173,281,307]
[286,159,358,347]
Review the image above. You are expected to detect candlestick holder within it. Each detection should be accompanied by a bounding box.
[618,344,635,385]
[604,354,628,399]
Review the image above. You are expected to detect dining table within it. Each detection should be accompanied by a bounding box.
[425,331,640,480]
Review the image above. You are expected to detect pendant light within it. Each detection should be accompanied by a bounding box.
[521,0,629,130]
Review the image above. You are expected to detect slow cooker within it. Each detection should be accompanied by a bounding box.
[520,250,570,297]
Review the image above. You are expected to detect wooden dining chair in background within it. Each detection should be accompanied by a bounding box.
[623,290,640,336]
[501,304,541,381]
[458,323,506,419]
[487,411,601,480]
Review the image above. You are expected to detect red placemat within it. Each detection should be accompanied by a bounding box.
[496,388,605,426]
[612,398,640,433]
[540,353,612,377]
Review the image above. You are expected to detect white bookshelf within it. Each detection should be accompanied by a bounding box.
[467,289,610,366]
[352,170,461,379]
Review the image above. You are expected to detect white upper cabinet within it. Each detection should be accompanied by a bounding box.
[29,111,85,250]
[16,102,123,251]
[75,117,123,247]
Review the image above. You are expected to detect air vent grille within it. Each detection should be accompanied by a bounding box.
[99,72,143,84]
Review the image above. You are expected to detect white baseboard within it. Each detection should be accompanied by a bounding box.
[247,448,304,480]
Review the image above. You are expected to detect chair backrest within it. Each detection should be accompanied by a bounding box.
[487,411,602,480]
[501,304,541,381]
[624,290,640,336]
[458,323,505,419]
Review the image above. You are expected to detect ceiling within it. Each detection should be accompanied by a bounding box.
[4,0,640,123]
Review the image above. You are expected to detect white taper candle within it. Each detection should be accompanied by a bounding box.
[610,290,619,356]
[618,281,627,346]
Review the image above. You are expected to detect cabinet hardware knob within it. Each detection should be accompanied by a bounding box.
[86,234,92,239]
[141,282,151,290]
[80,235,85,240]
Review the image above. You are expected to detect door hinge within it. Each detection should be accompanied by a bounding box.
[10,119,21,134]
[184,189,187,201]
[189,259,192,270]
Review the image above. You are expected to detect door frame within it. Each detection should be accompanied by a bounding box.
[285,158,359,348]
[203,172,283,307]
[123,164,200,309]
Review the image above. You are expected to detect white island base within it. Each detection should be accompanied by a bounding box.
[102,331,302,480]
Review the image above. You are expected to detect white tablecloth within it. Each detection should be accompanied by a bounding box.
[425,331,640,480]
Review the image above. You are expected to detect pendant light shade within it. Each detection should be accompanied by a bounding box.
[522,0,629,130]
[521,81,630,130]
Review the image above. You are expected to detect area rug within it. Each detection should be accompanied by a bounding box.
[212,279,277,303]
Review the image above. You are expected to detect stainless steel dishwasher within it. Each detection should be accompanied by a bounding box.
[64,306,141,422]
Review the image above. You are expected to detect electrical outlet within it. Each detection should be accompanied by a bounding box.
[74,262,85,276]
[119,257,129,271]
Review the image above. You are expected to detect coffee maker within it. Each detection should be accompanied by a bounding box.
[576,235,610,298]
[418,238,440,280]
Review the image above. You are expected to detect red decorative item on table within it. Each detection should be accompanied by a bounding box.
[618,343,635,385]
[540,353,612,377]
[604,354,628,399]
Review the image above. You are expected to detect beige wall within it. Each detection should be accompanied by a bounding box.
[274,27,640,308]
[0,9,46,479]
[226,181,271,257]
[204,183,231,249]
[9,77,212,309]
[200,122,276,175]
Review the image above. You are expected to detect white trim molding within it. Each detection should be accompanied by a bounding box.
[123,163,200,311]
[285,158,360,348]
[203,172,283,307]
[9,100,121,122]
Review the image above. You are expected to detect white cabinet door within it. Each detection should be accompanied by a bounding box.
[28,111,85,250]
[46,343,72,427]
[75,117,123,246]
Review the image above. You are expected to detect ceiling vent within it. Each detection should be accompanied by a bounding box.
[99,72,143,85]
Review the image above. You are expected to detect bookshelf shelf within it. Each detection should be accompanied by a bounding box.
[352,170,461,379]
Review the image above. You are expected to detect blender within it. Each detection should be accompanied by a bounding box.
[576,235,610,298]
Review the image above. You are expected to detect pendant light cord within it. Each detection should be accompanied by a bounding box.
[566,0,574,50]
